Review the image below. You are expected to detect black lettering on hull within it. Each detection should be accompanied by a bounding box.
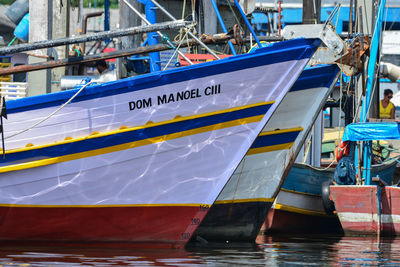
[204,84,221,96]
[129,97,153,110]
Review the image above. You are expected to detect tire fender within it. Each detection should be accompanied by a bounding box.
[321,180,335,215]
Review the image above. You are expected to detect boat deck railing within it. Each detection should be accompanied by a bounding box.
[0,82,28,100]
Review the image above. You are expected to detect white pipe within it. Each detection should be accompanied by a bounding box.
[380,62,400,82]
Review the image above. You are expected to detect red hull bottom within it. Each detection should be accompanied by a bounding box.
[331,186,400,236]
[259,208,342,235]
[0,205,206,248]
[339,221,400,236]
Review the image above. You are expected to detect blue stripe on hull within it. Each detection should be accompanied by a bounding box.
[251,131,301,149]
[290,64,340,92]
[1,103,272,164]
[7,38,320,113]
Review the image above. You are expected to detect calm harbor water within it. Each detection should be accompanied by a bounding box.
[1,235,400,266]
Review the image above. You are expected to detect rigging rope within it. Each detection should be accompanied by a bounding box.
[178,0,187,41]
[226,0,245,33]
[163,28,191,70]
[5,81,94,140]
[334,0,343,30]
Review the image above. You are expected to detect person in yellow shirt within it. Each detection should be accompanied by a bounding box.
[379,89,395,119]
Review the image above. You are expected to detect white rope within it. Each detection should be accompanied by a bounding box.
[163,28,190,71]
[307,159,336,171]
[5,81,94,140]
[334,0,343,30]
[178,0,187,41]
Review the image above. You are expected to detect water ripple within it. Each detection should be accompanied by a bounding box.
[1,236,400,266]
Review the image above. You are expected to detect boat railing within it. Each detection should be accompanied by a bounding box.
[0,81,28,100]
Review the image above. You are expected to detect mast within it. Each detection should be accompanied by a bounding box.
[360,0,386,185]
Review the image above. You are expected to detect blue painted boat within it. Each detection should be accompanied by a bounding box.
[265,137,397,234]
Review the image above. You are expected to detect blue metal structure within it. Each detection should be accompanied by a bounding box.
[360,0,386,185]
[104,0,110,32]
[136,0,161,72]
[103,0,111,46]
[210,0,237,55]
[252,5,400,35]
[233,0,262,48]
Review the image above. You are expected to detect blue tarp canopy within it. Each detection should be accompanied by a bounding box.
[342,122,400,141]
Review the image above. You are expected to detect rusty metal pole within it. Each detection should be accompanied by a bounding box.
[0,20,189,55]
[81,11,104,53]
[0,33,234,76]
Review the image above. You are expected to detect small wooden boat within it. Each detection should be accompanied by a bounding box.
[263,163,341,234]
[264,158,397,234]
[330,122,400,236]
[329,0,400,237]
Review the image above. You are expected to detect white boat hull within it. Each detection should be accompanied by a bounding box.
[192,65,340,242]
[0,39,320,247]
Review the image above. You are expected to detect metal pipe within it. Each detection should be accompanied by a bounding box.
[324,3,341,28]
[278,1,282,36]
[82,11,104,53]
[0,20,189,56]
[0,33,234,76]
[144,0,160,72]
[349,0,354,36]
[361,0,386,123]
[149,0,220,60]
[210,0,236,55]
[104,0,110,31]
[362,0,379,184]
[82,11,104,35]
[121,0,193,65]
[233,0,262,48]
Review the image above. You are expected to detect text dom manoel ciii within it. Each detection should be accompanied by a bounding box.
[129,84,222,110]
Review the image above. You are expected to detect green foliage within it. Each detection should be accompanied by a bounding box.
[0,0,16,5]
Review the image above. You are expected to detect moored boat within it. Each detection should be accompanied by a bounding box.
[191,64,340,243]
[264,157,397,234]
[330,122,400,236]
[330,182,400,236]
[0,38,320,248]
[329,0,400,238]
[263,162,341,234]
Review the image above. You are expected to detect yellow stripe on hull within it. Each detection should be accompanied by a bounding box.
[2,101,274,155]
[214,197,274,204]
[274,203,333,217]
[259,127,303,136]
[280,188,320,197]
[247,142,294,155]
[0,115,263,174]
